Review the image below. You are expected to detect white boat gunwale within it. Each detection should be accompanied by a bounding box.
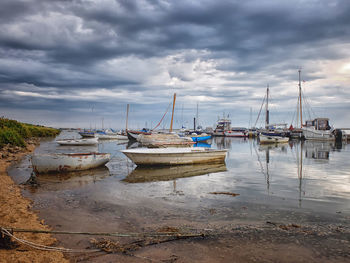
[121,147,227,166]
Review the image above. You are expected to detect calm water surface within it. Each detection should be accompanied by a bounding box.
[9,131,350,246]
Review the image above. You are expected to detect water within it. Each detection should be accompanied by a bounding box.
[8,131,350,248]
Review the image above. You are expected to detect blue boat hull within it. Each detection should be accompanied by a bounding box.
[191,135,211,142]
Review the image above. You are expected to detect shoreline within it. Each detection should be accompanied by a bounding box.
[0,139,68,263]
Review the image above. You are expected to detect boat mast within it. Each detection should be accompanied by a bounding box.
[298,69,303,128]
[265,84,269,129]
[126,104,129,132]
[196,102,199,129]
[169,93,176,132]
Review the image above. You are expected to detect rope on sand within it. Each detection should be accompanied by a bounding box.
[0,227,100,253]
[0,226,206,253]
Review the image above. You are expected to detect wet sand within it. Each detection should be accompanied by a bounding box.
[0,140,68,263]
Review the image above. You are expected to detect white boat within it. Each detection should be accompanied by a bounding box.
[302,118,335,141]
[121,147,227,166]
[31,152,111,174]
[56,137,98,146]
[97,133,128,140]
[212,117,231,136]
[259,133,289,144]
[138,133,194,147]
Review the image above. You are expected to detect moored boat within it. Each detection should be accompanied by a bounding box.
[56,137,98,146]
[127,129,152,141]
[31,152,111,174]
[302,118,335,141]
[78,131,96,138]
[138,133,195,148]
[97,133,128,140]
[224,127,248,137]
[259,132,289,144]
[190,133,212,142]
[212,117,231,136]
[121,147,227,166]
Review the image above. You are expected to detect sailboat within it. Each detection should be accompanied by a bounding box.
[137,93,195,147]
[258,85,289,144]
[293,70,335,141]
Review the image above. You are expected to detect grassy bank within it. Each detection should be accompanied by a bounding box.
[0,118,60,148]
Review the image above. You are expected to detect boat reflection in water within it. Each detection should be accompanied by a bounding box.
[123,163,227,183]
[304,140,334,161]
[28,166,111,192]
[193,142,211,148]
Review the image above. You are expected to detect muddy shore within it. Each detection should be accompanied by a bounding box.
[0,140,68,263]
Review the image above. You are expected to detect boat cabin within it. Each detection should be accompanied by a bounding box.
[214,118,231,132]
[304,118,331,131]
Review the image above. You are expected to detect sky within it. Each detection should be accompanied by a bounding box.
[1,0,350,129]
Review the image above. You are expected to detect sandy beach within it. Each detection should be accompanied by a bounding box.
[0,140,68,263]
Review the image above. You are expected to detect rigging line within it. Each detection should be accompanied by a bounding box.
[301,90,315,120]
[151,101,172,131]
[254,94,266,128]
[290,96,299,127]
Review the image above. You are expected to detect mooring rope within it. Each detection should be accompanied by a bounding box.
[1,227,100,253]
[0,226,206,253]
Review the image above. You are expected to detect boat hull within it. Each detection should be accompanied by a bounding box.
[78,132,95,138]
[56,137,98,146]
[97,134,128,140]
[302,127,335,141]
[121,148,227,166]
[127,130,152,141]
[31,153,110,174]
[191,135,212,142]
[259,134,289,144]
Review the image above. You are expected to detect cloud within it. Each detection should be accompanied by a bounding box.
[0,0,350,128]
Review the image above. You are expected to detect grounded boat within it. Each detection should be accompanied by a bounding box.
[31,152,111,174]
[121,147,227,166]
[259,132,289,144]
[138,133,195,148]
[302,118,335,141]
[56,137,98,146]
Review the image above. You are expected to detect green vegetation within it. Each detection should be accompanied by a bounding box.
[0,118,60,148]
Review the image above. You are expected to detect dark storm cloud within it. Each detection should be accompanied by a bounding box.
[0,0,350,127]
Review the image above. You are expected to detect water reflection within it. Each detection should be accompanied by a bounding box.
[9,130,350,238]
[123,163,227,183]
[304,140,333,161]
[28,166,110,192]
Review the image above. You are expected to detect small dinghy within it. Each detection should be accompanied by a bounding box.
[121,147,227,166]
[97,133,128,140]
[56,137,98,146]
[259,132,289,144]
[31,152,111,174]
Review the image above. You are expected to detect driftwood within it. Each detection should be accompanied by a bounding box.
[209,192,240,197]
